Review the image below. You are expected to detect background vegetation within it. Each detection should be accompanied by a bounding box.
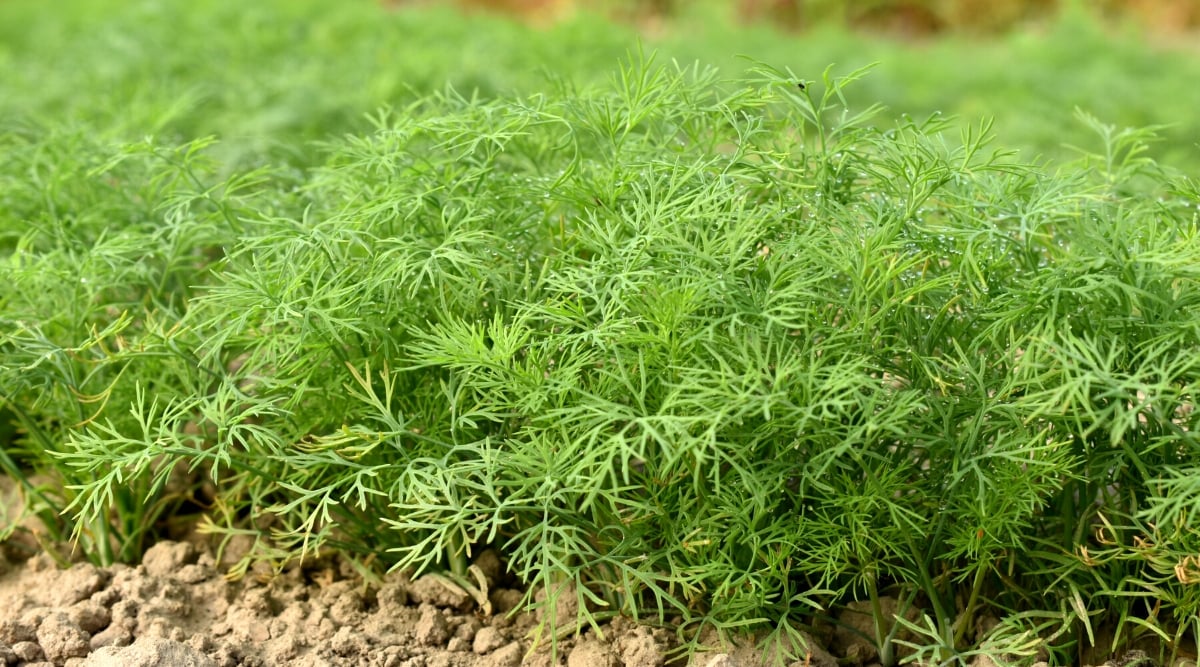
[2,1,1199,665]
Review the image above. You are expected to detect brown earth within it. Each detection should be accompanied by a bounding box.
[0,533,854,667]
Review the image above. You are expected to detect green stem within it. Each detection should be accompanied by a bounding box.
[905,533,954,643]
[447,529,467,577]
[866,574,894,667]
[953,564,987,649]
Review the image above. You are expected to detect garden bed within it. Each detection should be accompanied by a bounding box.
[4,2,1200,666]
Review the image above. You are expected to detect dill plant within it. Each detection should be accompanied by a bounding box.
[0,124,288,563]
[4,42,1200,667]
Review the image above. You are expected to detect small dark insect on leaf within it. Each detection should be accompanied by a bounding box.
[796,81,806,91]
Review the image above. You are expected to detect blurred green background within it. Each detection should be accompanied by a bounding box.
[1,0,1197,173]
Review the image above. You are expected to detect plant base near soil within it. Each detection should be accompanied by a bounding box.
[0,532,1178,667]
[0,470,1189,667]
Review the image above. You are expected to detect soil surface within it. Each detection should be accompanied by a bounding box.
[0,533,850,667]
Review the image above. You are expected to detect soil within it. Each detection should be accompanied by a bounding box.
[0,532,847,667]
[0,530,851,667]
